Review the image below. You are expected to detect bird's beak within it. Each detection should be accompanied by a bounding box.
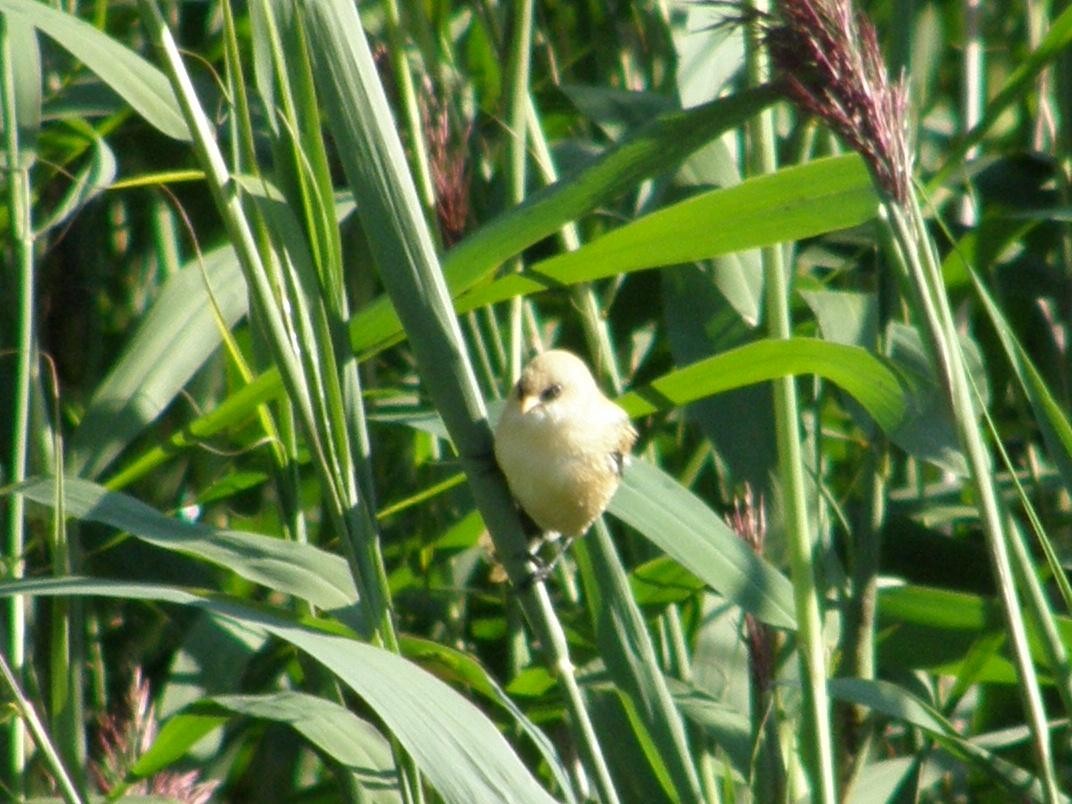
[519,394,539,415]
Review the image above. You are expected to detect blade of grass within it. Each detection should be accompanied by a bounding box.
[0,0,188,140]
[0,578,559,803]
[746,4,836,799]
[575,520,703,801]
[300,0,604,799]
[0,651,83,804]
[1,11,35,794]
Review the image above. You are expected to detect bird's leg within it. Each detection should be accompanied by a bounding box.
[520,532,576,588]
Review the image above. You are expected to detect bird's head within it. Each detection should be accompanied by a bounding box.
[512,349,599,421]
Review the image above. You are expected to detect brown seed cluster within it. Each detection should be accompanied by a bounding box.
[764,0,912,203]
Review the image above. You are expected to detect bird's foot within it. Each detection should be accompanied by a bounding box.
[517,536,575,589]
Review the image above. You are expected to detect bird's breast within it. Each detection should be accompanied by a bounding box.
[494,413,623,536]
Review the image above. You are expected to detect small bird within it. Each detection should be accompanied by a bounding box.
[494,349,637,577]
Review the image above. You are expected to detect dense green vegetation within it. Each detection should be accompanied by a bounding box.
[2,0,1071,800]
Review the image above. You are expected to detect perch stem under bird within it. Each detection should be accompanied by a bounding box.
[494,349,637,584]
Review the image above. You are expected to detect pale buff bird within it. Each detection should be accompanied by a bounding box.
[494,350,637,575]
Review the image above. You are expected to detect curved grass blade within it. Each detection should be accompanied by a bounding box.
[451,154,876,314]
[10,477,357,613]
[609,461,796,629]
[829,678,1057,800]
[0,577,558,804]
[617,337,907,434]
[0,0,189,140]
[138,692,400,800]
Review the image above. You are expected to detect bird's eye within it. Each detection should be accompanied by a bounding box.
[540,383,563,403]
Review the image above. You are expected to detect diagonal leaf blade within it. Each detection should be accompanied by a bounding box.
[609,460,796,629]
[0,0,189,140]
[10,478,357,612]
[0,577,558,804]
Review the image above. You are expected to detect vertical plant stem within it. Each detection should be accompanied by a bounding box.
[959,0,984,225]
[838,445,886,790]
[302,2,618,798]
[885,199,1060,802]
[505,0,533,375]
[383,0,437,220]
[1,13,31,796]
[0,652,83,804]
[525,97,623,393]
[136,0,397,651]
[746,5,837,801]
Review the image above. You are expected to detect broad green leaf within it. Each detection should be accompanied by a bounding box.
[848,757,943,804]
[884,322,989,475]
[11,477,358,612]
[211,693,399,798]
[0,578,558,804]
[829,678,1054,799]
[800,289,878,350]
[452,154,877,313]
[617,337,908,435]
[132,707,228,775]
[34,134,116,236]
[158,613,266,761]
[399,636,574,800]
[0,0,189,140]
[886,326,960,472]
[139,692,401,801]
[69,245,246,479]
[609,460,796,629]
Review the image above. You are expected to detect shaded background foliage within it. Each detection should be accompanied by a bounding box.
[1,0,1072,801]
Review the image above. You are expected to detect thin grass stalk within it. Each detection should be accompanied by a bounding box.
[134,0,396,649]
[838,445,886,791]
[505,0,534,377]
[256,6,389,587]
[1,13,32,794]
[382,0,438,222]
[49,464,85,785]
[219,0,312,566]
[300,2,615,799]
[0,652,83,804]
[524,96,623,393]
[1004,514,1072,717]
[958,0,983,226]
[746,4,837,800]
[575,521,704,800]
[884,199,1061,801]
